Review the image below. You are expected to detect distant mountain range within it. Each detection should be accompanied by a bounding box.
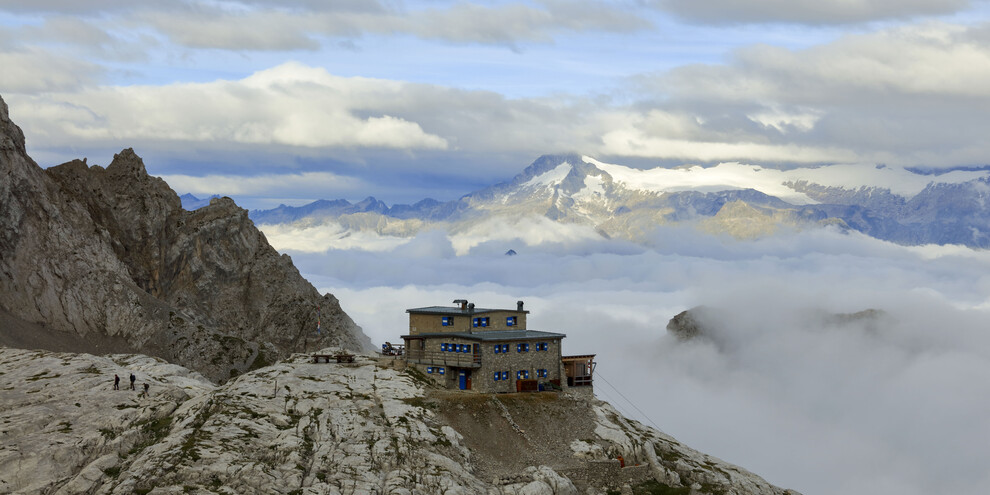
[191,154,990,252]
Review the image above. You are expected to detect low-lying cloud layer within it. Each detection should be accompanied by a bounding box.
[285,226,990,495]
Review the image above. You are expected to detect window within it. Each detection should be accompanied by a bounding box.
[456,344,464,353]
[441,343,448,352]
[502,344,510,353]
[493,371,501,381]
[481,317,489,327]
[517,370,530,380]
[501,371,509,380]
[536,342,549,351]
[437,367,445,375]
[472,317,480,327]
[506,316,516,326]
[442,316,454,326]
[427,367,434,374]
[494,344,501,354]
[517,343,530,353]
[537,369,548,378]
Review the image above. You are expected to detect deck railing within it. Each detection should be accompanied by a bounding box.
[404,349,482,368]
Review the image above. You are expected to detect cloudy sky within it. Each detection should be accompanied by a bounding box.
[3,0,990,208]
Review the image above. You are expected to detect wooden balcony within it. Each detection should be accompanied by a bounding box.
[405,349,482,368]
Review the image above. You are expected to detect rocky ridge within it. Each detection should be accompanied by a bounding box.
[0,347,798,495]
[0,94,370,382]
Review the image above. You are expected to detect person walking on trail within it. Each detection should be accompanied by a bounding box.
[113,374,120,390]
[129,373,136,390]
[143,383,149,397]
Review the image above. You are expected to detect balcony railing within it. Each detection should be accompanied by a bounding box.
[405,349,482,368]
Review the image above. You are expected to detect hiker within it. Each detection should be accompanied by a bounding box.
[143,383,149,396]
[113,374,120,390]
[129,373,136,390]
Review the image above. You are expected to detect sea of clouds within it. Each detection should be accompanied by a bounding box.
[277,224,990,495]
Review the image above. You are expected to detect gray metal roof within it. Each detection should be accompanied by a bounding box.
[401,329,565,341]
[406,306,528,315]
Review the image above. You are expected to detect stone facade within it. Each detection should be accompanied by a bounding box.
[403,300,567,393]
[408,308,528,334]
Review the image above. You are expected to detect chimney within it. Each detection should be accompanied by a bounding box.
[453,299,468,310]
[517,300,524,311]
[468,303,475,311]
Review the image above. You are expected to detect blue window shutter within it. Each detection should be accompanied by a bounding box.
[427,367,433,374]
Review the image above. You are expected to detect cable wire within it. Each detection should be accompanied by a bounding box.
[595,369,665,433]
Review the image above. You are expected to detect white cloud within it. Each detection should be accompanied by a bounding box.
[624,22,990,166]
[296,226,990,495]
[0,48,101,92]
[159,169,363,197]
[10,62,449,151]
[51,0,649,51]
[652,0,973,25]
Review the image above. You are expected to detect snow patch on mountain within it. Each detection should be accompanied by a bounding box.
[522,162,573,190]
[584,156,988,202]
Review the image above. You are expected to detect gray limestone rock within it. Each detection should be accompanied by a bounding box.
[0,347,798,495]
[0,93,370,382]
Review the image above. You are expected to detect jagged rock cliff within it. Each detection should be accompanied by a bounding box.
[0,94,370,382]
[0,347,798,495]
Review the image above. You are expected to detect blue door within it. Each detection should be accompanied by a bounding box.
[459,370,467,390]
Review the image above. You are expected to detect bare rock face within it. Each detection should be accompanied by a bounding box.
[0,347,798,495]
[0,94,370,382]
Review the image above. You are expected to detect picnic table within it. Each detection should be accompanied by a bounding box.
[312,353,355,363]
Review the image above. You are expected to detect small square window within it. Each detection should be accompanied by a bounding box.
[506,316,516,326]
[472,318,480,327]
[427,367,433,374]
[481,317,489,327]
[438,367,445,375]
[493,372,500,381]
[442,316,452,326]
[494,345,501,354]
[502,371,509,380]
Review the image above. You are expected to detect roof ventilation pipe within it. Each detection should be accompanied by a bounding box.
[468,303,475,311]
[517,301,524,311]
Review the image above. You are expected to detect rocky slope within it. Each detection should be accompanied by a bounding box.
[0,94,370,382]
[0,347,798,495]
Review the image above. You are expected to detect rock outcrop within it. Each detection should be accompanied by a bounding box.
[0,94,370,382]
[0,347,798,495]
